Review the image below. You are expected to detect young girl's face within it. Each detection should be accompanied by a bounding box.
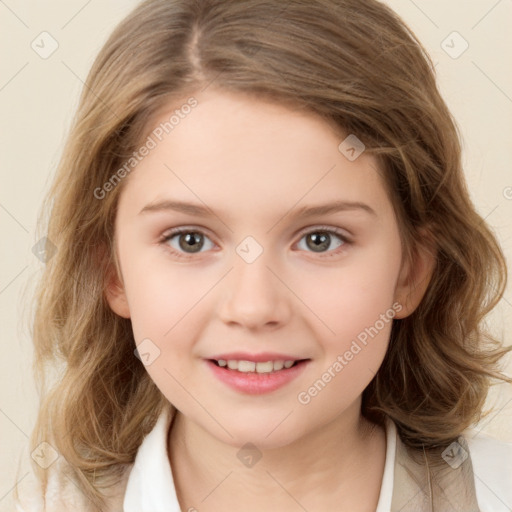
[107,88,424,448]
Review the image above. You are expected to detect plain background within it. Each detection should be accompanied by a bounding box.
[1,0,511,509]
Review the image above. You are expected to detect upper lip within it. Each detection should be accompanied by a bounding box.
[208,352,308,363]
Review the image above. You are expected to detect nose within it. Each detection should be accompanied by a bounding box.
[217,251,292,331]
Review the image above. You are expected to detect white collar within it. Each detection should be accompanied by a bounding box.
[123,407,181,512]
[123,407,397,511]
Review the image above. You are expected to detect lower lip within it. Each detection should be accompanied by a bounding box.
[206,360,309,395]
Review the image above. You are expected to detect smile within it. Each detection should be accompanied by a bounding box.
[212,359,299,373]
[206,358,310,394]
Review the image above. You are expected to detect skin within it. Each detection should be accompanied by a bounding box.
[106,88,435,511]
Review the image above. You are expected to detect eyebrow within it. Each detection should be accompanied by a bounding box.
[139,199,377,218]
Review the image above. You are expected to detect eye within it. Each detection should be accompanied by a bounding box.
[160,228,215,259]
[159,225,352,260]
[296,226,351,257]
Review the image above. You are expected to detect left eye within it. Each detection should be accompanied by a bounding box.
[160,227,350,258]
[162,229,215,256]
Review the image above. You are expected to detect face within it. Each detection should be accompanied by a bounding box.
[106,88,431,449]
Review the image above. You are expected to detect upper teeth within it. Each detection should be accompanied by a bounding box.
[217,360,296,373]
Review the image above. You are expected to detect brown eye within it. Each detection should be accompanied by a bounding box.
[296,227,350,256]
[161,229,215,257]
[177,232,205,253]
[305,232,332,252]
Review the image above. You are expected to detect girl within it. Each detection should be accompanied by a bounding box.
[15,0,512,510]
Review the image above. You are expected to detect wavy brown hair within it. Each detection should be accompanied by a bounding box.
[19,0,511,508]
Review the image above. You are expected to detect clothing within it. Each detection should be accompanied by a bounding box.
[14,406,512,511]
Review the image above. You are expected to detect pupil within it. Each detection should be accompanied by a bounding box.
[308,232,329,252]
[180,232,203,252]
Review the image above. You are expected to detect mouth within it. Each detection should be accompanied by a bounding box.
[209,358,307,373]
[206,358,311,394]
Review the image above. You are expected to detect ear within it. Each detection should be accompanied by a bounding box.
[104,262,131,319]
[393,228,436,319]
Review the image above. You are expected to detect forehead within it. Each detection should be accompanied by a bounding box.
[117,89,392,224]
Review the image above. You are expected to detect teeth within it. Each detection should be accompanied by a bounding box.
[238,360,256,372]
[217,359,297,373]
[256,361,273,373]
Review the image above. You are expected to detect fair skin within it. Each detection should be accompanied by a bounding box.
[106,88,435,511]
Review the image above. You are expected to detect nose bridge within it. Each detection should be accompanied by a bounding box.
[218,241,290,329]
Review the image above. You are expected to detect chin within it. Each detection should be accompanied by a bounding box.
[207,414,306,450]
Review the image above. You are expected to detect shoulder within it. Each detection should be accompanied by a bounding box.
[14,442,133,512]
[463,428,512,512]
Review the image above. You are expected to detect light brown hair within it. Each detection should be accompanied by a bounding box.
[21,0,511,508]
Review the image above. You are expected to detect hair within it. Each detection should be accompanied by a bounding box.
[20,0,511,508]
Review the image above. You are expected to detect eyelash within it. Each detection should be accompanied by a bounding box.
[159,225,352,260]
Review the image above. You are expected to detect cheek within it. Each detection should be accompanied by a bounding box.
[121,255,209,406]
[121,246,203,341]
[295,239,401,356]
[294,251,400,411]
[121,252,215,400]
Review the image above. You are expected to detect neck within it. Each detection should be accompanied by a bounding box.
[167,402,387,512]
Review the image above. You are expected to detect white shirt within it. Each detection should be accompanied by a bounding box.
[123,408,512,512]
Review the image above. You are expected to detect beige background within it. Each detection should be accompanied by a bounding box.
[1,0,511,509]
